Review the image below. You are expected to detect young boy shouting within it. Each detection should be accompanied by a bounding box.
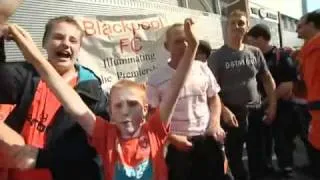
[4,18,198,180]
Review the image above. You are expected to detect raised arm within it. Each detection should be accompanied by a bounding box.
[0,0,26,104]
[0,122,25,148]
[159,19,198,125]
[0,29,29,104]
[8,24,96,136]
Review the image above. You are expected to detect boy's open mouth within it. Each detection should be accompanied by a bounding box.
[56,50,71,59]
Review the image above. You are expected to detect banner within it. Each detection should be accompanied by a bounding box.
[76,14,170,92]
[75,14,224,93]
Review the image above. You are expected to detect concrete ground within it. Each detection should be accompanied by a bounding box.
[242,138,316,180]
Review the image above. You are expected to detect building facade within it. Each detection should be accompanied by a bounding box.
[7,0,225,63]
[7,0,304,63]
[249,0,305,48]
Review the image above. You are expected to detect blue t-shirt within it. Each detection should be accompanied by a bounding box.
[114,159,153,180]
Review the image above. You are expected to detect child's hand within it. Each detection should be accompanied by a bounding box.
[184,18,198,48]
[222,107,239,128]
[168,134,193,151]
[10,145,38,170]
[0,122,27,169]
[8,23,44,64]
[0,144,38,170]
[0,24,8,38]
[207,125,226,144]
[0,140,26,169]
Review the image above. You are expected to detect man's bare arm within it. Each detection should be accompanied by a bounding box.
[207,95,222,129]
[262,71,276,104]
[261,70,277,122]
[160,19,198,126]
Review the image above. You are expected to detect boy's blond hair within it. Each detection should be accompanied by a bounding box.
[110,80,147,103]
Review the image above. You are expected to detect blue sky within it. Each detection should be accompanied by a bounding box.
[307,0,320,12]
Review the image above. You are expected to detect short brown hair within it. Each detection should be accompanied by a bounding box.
[305,9,320,29]
[227,9,249,27]
[165,23,183,41]
[197,40,212,58]
[42,16,84,47]
[247,24,271,41]
[228,9,248,19]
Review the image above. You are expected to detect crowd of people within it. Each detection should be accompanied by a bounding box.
[0,1,319,180]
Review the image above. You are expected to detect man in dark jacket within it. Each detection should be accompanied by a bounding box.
[246,24,306,178]
[0,16,108,180]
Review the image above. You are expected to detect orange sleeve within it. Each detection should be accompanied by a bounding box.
[308,50,320,101]
[90,117,109,156]
[316,51,320,72]
[147,108,170,143]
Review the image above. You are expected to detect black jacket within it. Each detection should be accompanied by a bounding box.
[264,47,298,86]
[0,38,109,180]
[258,46,298,98]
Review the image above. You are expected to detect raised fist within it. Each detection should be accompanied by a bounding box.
[0,0,23,24]
[184,18,198,48]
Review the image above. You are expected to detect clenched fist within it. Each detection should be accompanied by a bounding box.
[0,0,23,23]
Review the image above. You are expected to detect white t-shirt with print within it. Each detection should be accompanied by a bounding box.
[147,60,220,136]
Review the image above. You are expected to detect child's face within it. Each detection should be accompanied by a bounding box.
[166,26,187,59]
[45,22,82,74]
[110,87,147,137]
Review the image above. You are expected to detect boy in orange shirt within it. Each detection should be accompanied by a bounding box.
[4,18,198,180]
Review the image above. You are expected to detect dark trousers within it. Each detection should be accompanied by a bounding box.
[223,105,268,180]
[263,124,273,169]
[223,106,248,180]
[247,108,270,179]
[166,135,226,180]
[270,101,311,169]
[306,142,320,178]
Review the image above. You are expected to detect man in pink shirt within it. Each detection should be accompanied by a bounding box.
[147,23,226,180]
